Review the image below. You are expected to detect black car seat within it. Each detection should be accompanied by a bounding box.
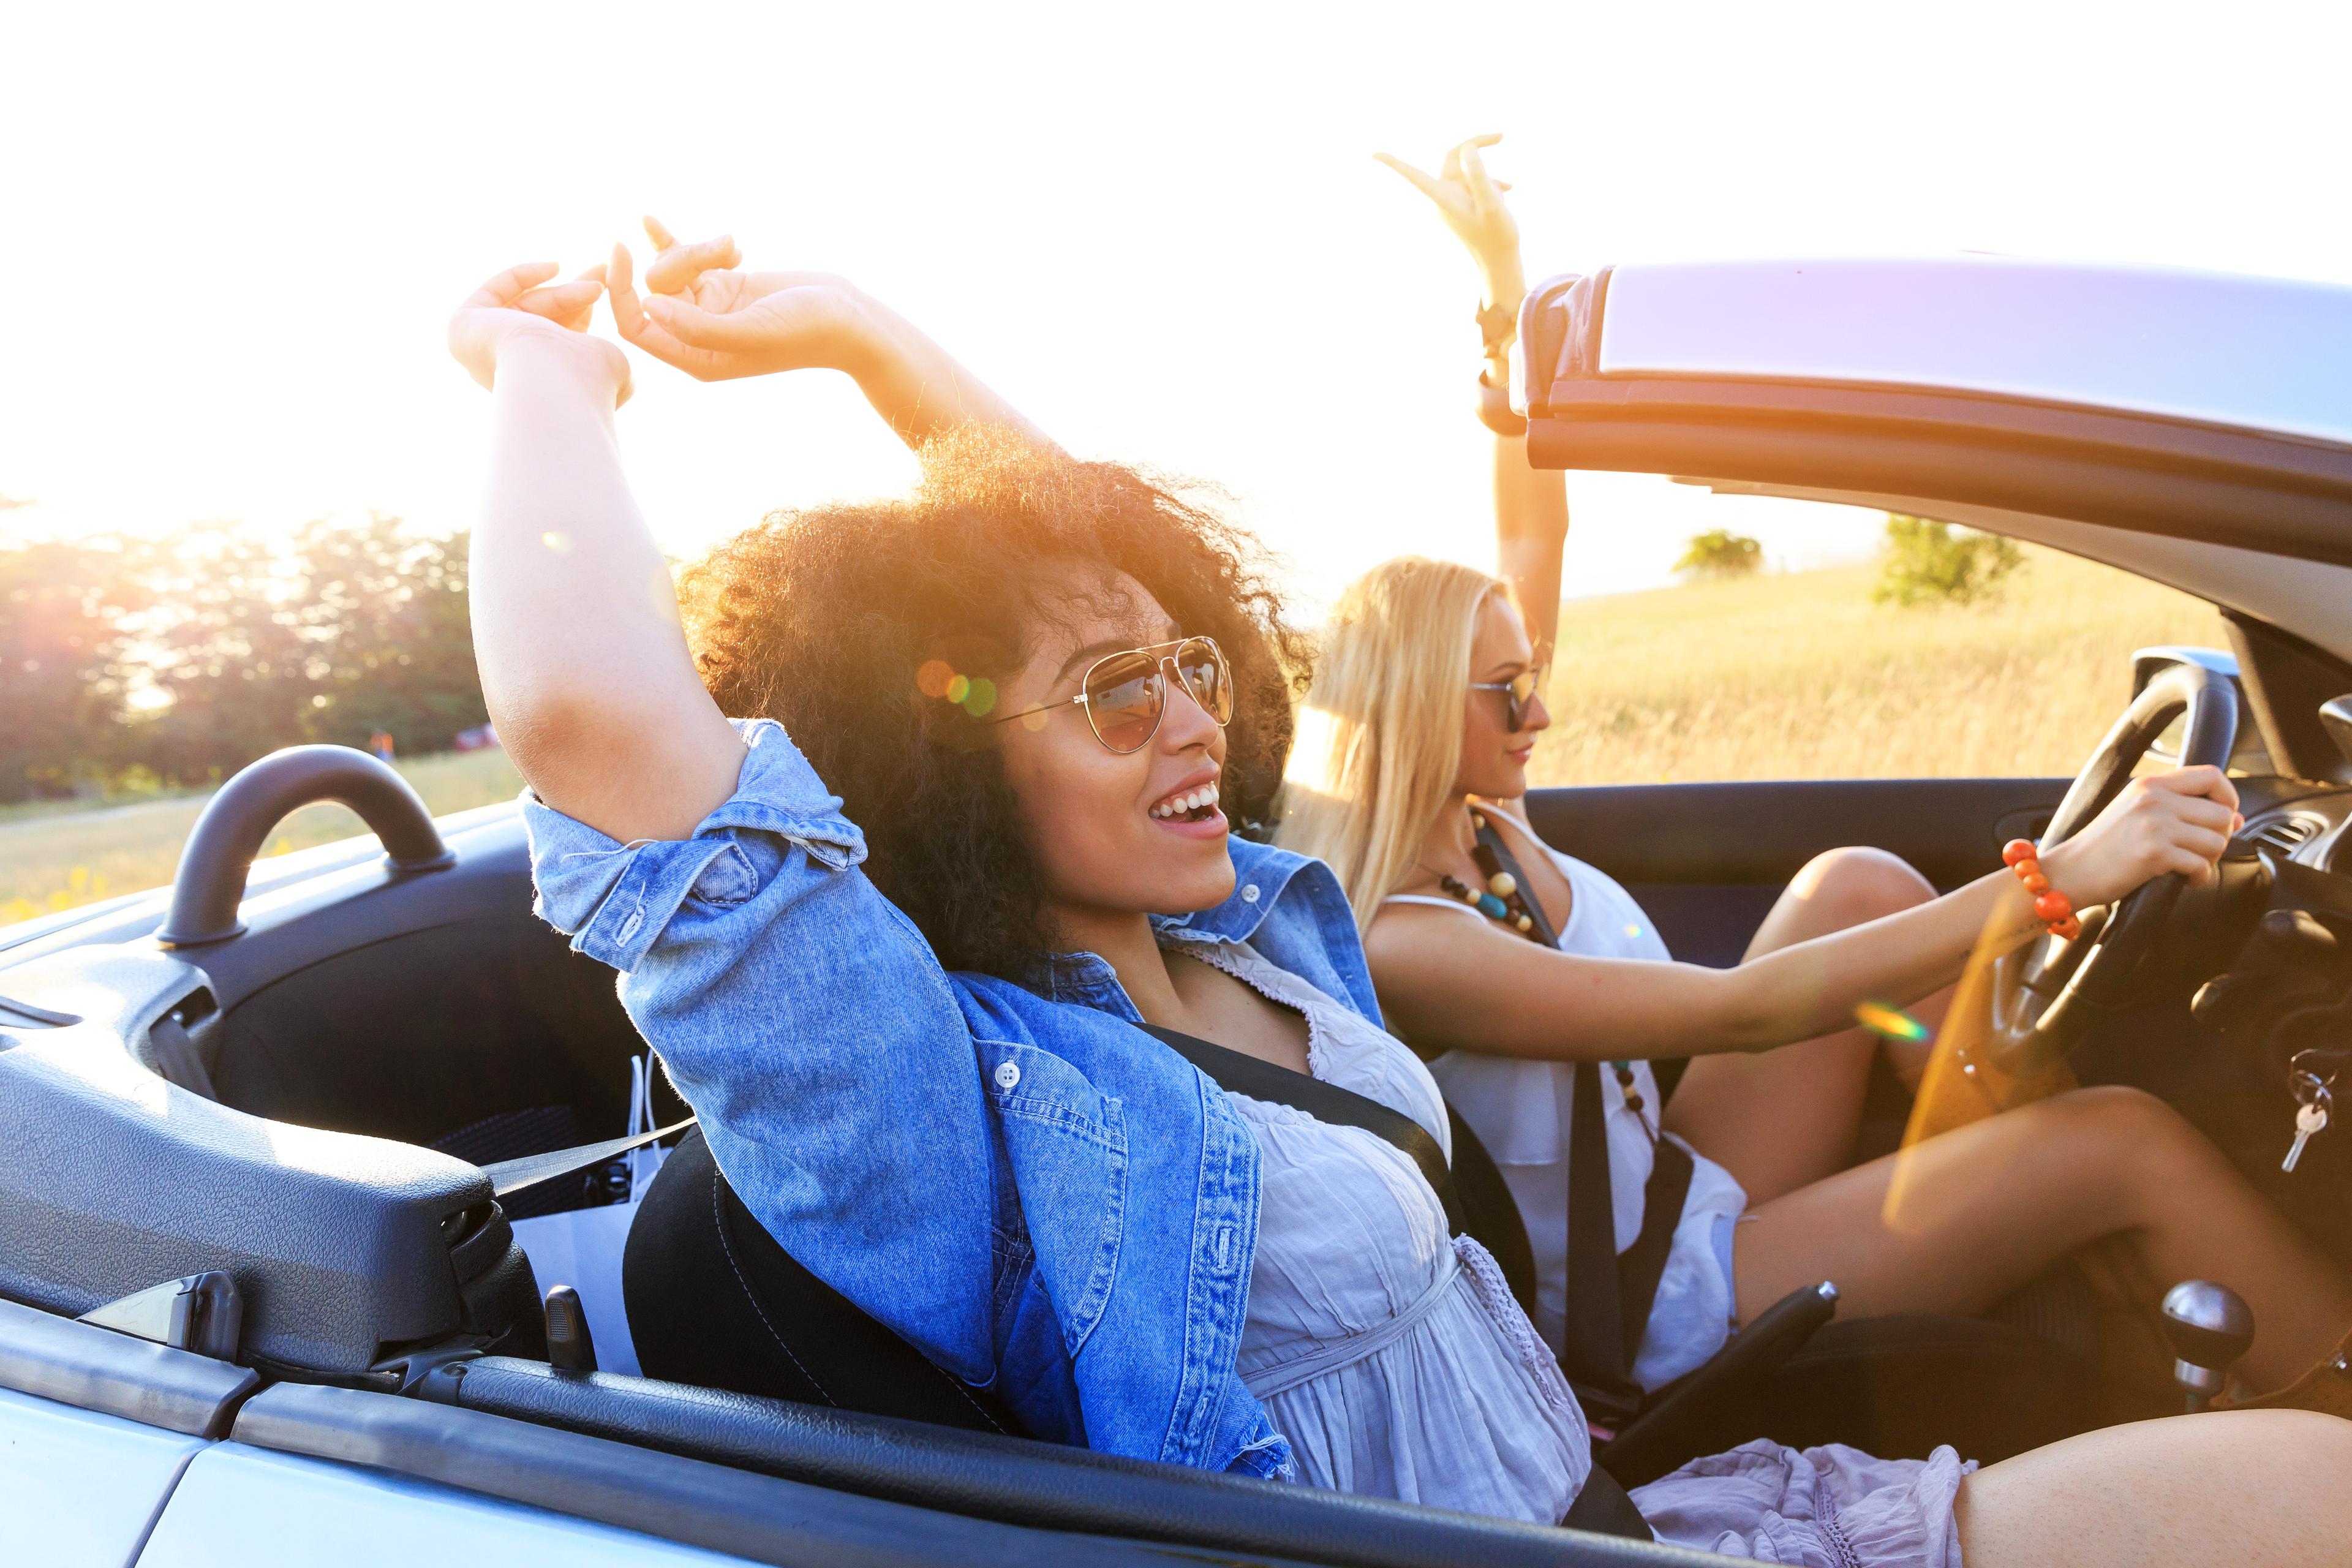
[625,1104,1536,1434]
[624,1126,1026,1434]
[626,1115,2104,1480]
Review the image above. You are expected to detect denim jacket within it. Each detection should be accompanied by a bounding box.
[524,720,1382,1479]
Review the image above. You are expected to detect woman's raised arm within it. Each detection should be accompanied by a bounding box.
[454,230,1057,845]
[606,218,1055,451]
[1378,136,1570,674]
[451,265,745,845]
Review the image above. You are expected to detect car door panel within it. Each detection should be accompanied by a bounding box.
[1521,778,2075,967]
[0,1387,206,1568]
[139,1444,751,1568]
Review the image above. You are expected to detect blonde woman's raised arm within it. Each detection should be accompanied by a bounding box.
[1379,134,1570,674]
[1492,420,1570,677]
[1368,767,2243,1061]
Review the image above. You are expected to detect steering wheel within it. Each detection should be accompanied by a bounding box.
[1983,663,2238,1076]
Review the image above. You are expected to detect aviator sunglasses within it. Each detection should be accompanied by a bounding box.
[988,636,1234,753]
[1470,669,1543,732]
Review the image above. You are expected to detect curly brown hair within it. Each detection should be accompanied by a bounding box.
[677,429,1308,980]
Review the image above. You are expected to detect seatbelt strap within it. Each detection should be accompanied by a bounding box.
[1616,1134,1694,1362]
[480,1022,1466,1213]
[1138,1024,1469,1238]
[1560,1059,1640,1411]
[1475,818,1688,1410]
[480,1116,698,1199]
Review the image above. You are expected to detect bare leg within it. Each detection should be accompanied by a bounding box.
[1665,847,1947,1204]
[1956,1411,2352,1567]
[1732,1085,2352,1391]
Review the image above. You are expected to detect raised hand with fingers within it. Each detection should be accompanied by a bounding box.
[1376,134,1523,302]
[447,262,630,404]
[608,216,867,383]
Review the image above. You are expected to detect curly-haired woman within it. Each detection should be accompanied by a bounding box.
[448,210,2352,1565]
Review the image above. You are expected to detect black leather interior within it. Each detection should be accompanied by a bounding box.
[1722,1311,2097,1465]
[0,1017,542,1374]
[1523,778,2074,970]
[423,1355,1690,1568]
[628,1072,2100,1485]
[626,1126,1022,1433]
[208,911,669,1164]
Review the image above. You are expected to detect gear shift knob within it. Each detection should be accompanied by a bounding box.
[2162,1280,2255,1412]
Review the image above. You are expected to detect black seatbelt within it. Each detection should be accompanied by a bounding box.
[1475,818,1691,1419]
[1616,1136,1693,1363]
[479,1116,698,1199]
[1139,1025,1469,1237]
[1561,1058,1639,1414]
[477,1022,1482,1221]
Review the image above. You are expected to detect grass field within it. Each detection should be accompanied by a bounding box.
[0,748,525,927]
[1526,543,2223,786]
[0,543,2223,923]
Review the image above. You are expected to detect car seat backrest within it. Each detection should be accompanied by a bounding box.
[623,1128,1021,1434]
[624,1096,1535,1433]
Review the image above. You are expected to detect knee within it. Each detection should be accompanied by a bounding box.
[1785,846,1935,929]
[2214,1408,2352,1483]
[2051,1084,2218,1183]
[2050,1083,2177,1137]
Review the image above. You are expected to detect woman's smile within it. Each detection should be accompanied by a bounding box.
[1148,769,1227,837]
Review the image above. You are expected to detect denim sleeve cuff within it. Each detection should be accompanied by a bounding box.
[524,717,869,972]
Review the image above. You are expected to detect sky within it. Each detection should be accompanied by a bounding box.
[4,1,2348,609]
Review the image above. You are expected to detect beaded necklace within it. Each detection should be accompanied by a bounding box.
[1430,811,1653,1131]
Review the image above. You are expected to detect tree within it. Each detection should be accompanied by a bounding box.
[300,515,488,755]
[0,514,491,797]
[131,514,488,779]
[1874,514,2022,607]
[132,524,331,784]
[1674,528,1763,580]
[0,535,140,802]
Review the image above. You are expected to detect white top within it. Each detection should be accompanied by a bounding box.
[1391,812,1749,1390]
[1166,937,1591,1525]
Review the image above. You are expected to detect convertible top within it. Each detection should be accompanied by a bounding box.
[1568,255,2352,448]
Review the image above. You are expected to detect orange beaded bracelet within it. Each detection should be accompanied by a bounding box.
[2002,839,2082,940]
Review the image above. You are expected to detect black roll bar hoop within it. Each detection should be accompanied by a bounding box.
[156,745,456,948]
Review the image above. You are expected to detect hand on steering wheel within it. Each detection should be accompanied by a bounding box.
[1987,663,2245,1072]
[2045,767,2242,907]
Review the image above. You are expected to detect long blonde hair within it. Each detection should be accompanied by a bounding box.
[1276,557,1510,932]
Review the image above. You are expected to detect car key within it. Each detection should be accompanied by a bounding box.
[2285,1091,2331,1174]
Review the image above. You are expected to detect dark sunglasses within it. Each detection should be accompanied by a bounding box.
[1470,670,1542,732]
[988,636,1234,754]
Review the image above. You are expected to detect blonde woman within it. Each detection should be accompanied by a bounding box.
[1274,139,2352,1412]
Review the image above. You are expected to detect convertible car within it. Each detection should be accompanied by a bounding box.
[5,255,2350,1567]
